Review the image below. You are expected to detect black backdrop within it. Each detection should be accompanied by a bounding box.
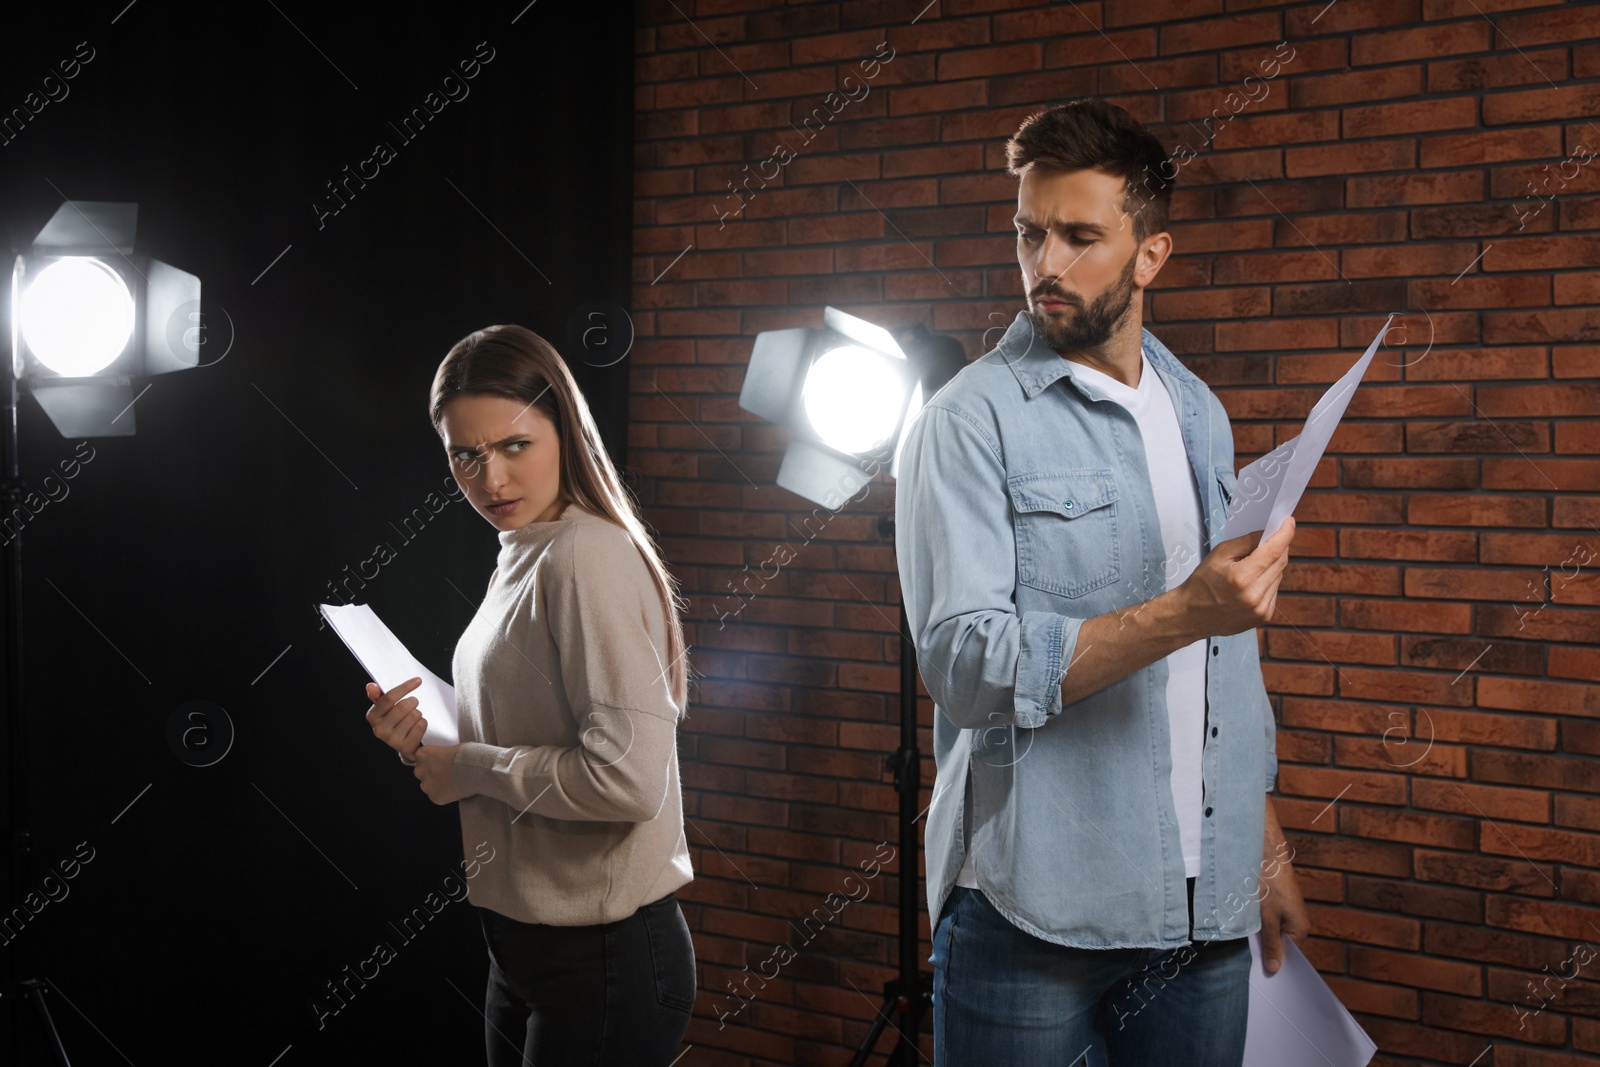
[0,2,634,1062]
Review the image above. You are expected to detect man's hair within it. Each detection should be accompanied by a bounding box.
[1004,99,1174,244]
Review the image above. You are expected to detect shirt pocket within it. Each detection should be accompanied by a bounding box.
[1214,464,1239,543]
[1007,469,1121,598]
[1215,464,1237,507]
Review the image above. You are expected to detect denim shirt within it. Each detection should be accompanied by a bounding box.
[894,310,1277,950]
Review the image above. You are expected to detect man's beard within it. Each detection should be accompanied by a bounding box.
[1026,249,1138,353]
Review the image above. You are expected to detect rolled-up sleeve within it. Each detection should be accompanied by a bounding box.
[895,402,1083,730]
[453,526,679,822]
[1263,687,1278,793]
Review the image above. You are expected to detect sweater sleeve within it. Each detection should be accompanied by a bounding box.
[452,523,680,822]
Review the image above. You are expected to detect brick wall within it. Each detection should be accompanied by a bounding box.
[632,2,1600,1064]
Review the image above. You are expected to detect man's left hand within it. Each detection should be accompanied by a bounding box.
[413,743,464,806]
[1260,796,1311,975]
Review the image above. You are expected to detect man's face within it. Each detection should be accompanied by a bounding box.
[1015,166,1153,354]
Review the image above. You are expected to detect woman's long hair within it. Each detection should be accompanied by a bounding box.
[429,324,690,720]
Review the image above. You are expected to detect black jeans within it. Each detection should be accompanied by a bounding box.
[478,893,695,1066]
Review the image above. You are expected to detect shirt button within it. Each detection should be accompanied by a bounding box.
[1204,806,1214,817]
[1211,646,1219,656]
[1211,726,1218,737]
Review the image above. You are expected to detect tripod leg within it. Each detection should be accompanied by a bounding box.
[23,979,73,1067]
[847,993,896,1067]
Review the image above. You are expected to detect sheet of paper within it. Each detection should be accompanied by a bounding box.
[1222,314,1396,541]
[1245,930,1377,1067]
[319,602,459,747]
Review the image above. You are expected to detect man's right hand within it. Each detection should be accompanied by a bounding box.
[1177,516,1296,638]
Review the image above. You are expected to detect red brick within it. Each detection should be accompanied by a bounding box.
[1276,211,1409,247]
[1485,457,1600,492]
[1341,597,1473,633]
[1485,85,1600,127]
[1422,708,1559,751]
[1334,734,1467,778]
[1406,420,1550,454]
[1476,764,1600,824]
[1478,382,1600,419]
[1423,988,1567,1043]
[1555,793,1600,831]
[1425,919,1568,970]
[1287,138,1417,177]
[1404,346,1547,381]
[1349,945,1481,996]
[1348,170,1484,208]
[936,43,1040,81]
[1291,64,1423,109]
[1486,895,1600,941]
[1486,235,1600,272]
[1204,254,1327,291]
[1478,534,1593,566]
[1355,1017,1490,1061]
[1407,494,1548,528]
[1340,806,1478,850]
[1156,11,1281,56]
[1481,603,1600,643]
[1421,126,1563,168]
[1550,645,1600,681]
[1493,6,1600,48]
[1306,903,1422,949]
[1277,764,1409,805]
[1267,628,1396,666]
[1041,28,1157,71]
[1337,667,1475,706]
[1279,696,1405,735]
[1261,661,1336,695]
[1408,633,1542,675]
[1323,974,1419,1018]
[1429,49,1570,93]
[1351,22,1492,65]
[1342,528,1476,561]
[1289,831,1414,876]
[1409,274,1550,310]
[1344,97,1478,138]
[1479,677,1600,719]
[1486,308,1600,345]
[1150,286,1270,321]
[1403,566,1546,601]
[1415,849,1556,896]
[1281,563,1403,596]
[1557,422,1600,457]
[1342,242,1480,278]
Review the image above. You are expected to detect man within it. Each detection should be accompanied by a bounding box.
[894,99,1312,1065]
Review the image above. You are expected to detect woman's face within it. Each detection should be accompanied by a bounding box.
[440,394,565,528]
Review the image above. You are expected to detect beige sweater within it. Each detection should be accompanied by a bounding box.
[451,501,692,925]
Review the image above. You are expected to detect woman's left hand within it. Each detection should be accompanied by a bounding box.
[412,743,464,805]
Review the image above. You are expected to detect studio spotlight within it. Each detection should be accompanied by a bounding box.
[3,201,203,1065]
[9,200,203,437]
[738,305,969,1067]
[739,306,925,508]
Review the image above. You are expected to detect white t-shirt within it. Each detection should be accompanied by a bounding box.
[957,349,1207,888]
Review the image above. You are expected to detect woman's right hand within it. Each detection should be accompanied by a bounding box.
[365,677,426,759]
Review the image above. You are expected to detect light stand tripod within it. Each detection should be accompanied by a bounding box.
[847,592,932,1067]
[849,322,965,1066]
[3,350,76,1067]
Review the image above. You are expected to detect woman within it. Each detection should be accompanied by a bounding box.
[364,323,697,1065]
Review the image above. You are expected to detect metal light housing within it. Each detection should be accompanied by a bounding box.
[10,200,202,437]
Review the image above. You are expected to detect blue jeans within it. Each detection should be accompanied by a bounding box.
[931,880,1251,1066]
[479,893,695,1066]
